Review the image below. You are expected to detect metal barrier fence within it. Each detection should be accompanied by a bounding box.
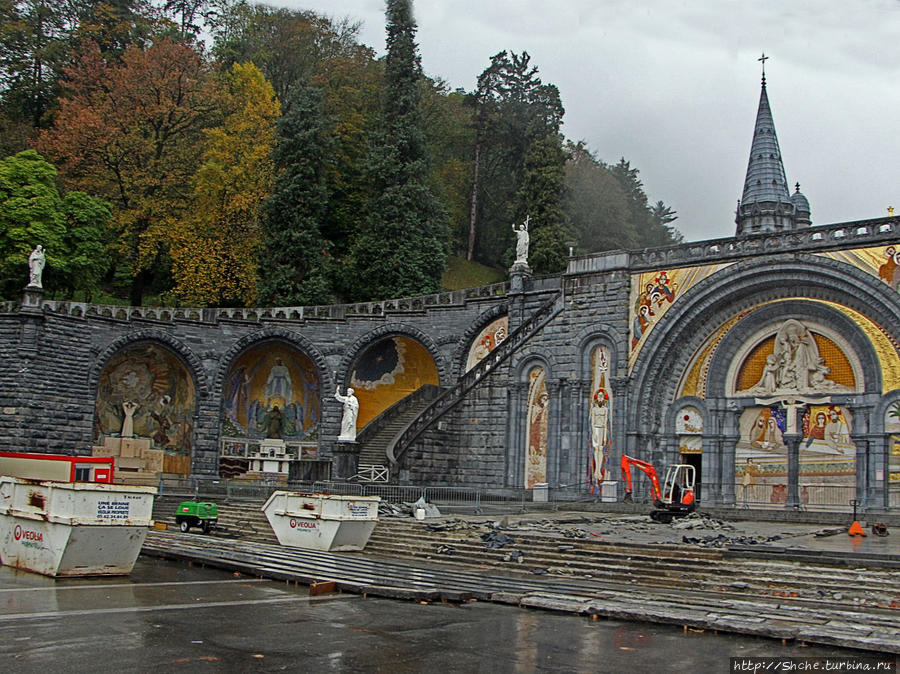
[158,477,291,501]
[731,482,856,511]
[157,478,526,512]
[157,477,885,513]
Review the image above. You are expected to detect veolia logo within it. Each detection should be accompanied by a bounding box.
[13,525,43,542]
[289,518,316,530]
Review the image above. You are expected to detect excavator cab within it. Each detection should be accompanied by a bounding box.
[654,463,695,522]
[661,464,695,505]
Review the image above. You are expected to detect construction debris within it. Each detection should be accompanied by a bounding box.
[871,523,889,537]
[814,527,845,537]
[669,513,735,531]
[378,502,409,517]
[502,550,524,563]
[482,531,516,549]
[411,496,442,519]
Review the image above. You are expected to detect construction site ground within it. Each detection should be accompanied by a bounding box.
[416,508,899,556]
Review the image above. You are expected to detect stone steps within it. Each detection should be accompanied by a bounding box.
[358,405,427,467]
[150,497,898,612]
[141,529,900,654]
[153,496,277,543]
[363,519,898,608]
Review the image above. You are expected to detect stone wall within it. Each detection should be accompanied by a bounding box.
[0,287,514,473]
[1,215,899,511]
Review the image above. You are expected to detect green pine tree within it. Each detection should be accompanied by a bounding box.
[516,133,568,274]
[349,0,448,301]
[256,85,335,306]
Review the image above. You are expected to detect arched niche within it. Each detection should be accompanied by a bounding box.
[350,336,439,429]
[586,344,613,489]
[93,341,196,477]
[524,363,549,489]
[221,341,322,441]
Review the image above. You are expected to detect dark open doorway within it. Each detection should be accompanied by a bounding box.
[681,453,702,502]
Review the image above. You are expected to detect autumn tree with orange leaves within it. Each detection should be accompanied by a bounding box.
[37,37,216,305]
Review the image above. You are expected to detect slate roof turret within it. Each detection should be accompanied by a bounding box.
[735,68,809,235]
[791,183,811,226]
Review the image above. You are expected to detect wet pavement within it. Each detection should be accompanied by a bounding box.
[0,557,895,673]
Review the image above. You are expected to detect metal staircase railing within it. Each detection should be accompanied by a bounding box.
[387,292,563,469]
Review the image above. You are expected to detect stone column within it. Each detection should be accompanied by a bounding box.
[21,285,44,314]
[571,378,588,488]
[331,440,360,481]
[508,264,532,295]
[720,406,742,506]
[555,377,578,490]
[702,400,721,506]
[545,379,561,489]
[507,266,531,333]
[784,434,801,508]
[506,382,526,488]
[847,403,873,510]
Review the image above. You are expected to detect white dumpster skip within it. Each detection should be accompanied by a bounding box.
[0,476,156,577]
[262,492,380,552]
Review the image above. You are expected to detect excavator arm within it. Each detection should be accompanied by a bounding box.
[620,454,662,502]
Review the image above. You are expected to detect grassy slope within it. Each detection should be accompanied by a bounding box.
[441,256,506,291]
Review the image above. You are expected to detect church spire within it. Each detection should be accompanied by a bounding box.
[735,54,809,236]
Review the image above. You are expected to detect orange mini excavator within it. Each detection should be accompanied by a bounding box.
[620,454,697,523]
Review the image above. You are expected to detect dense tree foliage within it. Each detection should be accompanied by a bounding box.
[466,50,569,269]
[36,37,216,305]
[564,141,636,253]
[562,144,682,255]
[348,0,448,301]
[0,150,111,299]
[0,0,680,306]
[256,84,335,307]
[610,158,683,248]
[210,3,361,108]
[170,61,279,306]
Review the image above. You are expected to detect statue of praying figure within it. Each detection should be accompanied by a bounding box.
[27,245,45,288]
[335,386,359,442]
[266,405,284,439]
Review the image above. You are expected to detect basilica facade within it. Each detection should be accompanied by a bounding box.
[1,76,897,513]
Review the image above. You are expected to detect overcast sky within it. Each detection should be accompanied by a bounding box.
[276,0,899,242]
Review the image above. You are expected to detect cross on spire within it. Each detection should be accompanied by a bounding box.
[759,52,769,84]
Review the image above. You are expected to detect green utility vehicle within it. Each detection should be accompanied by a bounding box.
[174,501,218,533]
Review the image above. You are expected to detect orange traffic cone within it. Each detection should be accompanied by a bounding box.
[848,521,867,537]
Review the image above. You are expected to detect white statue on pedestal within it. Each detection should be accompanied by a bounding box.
[27,245,45,288]
[512,216,530,266]
[335,386,359,442]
